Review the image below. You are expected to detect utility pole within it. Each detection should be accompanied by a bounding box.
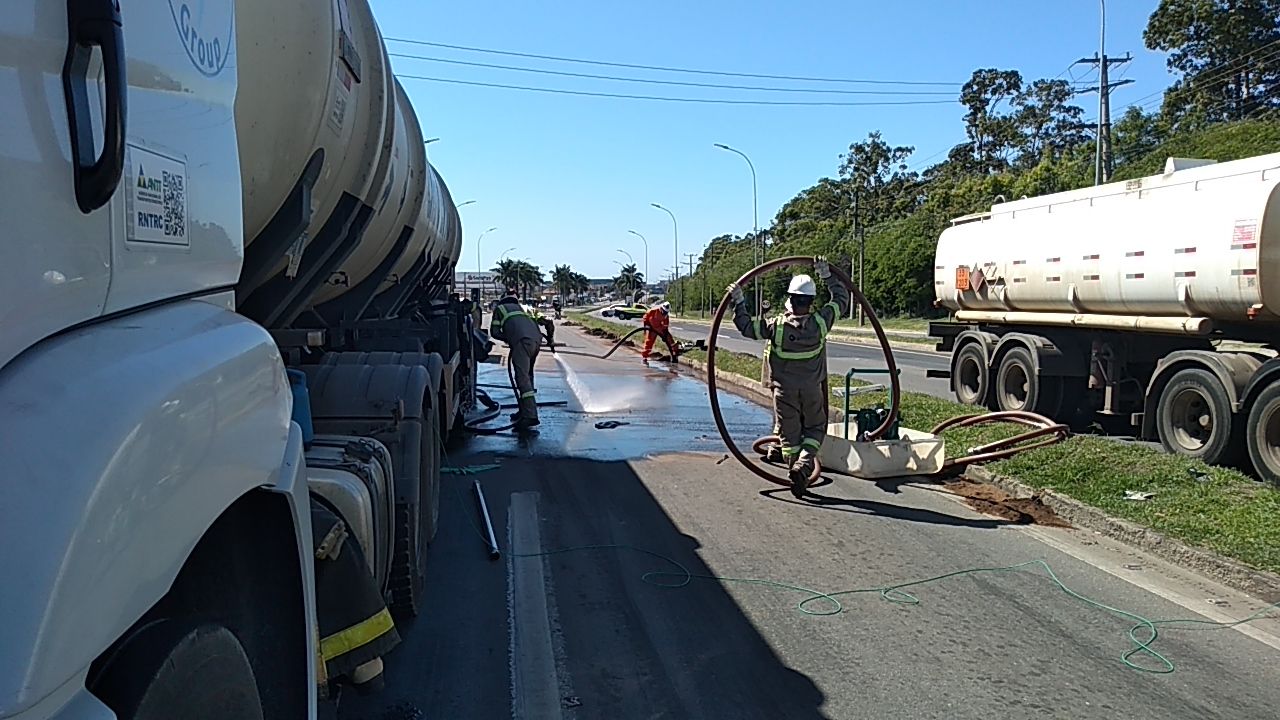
[684,253,697,316]
[1075,1,1133,184]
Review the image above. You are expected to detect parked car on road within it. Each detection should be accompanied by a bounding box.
[602,304,649,320]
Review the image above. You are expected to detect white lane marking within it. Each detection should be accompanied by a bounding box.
[1021,525,1280,652]
[508,492,564,720]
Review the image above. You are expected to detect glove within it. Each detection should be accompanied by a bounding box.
[727,283,745,305]
[815,256,831,279]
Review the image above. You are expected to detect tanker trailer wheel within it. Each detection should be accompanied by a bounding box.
[1156,368,1241,465]
[390,404,442,618]
[1246,382,1280,486]
[994,347,1060,416]
[91,621,264,720]
[952,343,990,407]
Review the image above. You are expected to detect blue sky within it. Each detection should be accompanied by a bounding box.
[369,0,1176,281]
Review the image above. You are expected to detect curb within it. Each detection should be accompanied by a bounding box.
[669,316,943,355]
[965,466,1280,602]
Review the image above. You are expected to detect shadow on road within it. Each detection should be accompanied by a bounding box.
[340,457,831,720]
[758,486,1009,530]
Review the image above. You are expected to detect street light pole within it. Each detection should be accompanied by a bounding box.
[714,143,760,315]
[627,229,649,296]
[651,203,679,313]
[617,249,636,302]
[475,226,497,298]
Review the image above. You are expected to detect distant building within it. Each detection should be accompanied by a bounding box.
[454,271,498,297]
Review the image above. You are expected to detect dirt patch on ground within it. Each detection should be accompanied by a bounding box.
[943,479,1070,527]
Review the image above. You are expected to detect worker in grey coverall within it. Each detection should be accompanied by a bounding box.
[490,289,545,429]
[727,257,849,496]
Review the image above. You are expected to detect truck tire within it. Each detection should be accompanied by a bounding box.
[388,403,441,618]
[1246,382,1280,486]
[952,343,989,407]
[994,347,1060,416]
[1156,367,1241,465]
[92,622,264,720]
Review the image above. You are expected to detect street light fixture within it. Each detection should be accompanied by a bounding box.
[627,230,649,294]
[476,226,498,274]
[456,199,476,209]
[651,203,679,313]
[714,143,761,315]
[424,137,440,145]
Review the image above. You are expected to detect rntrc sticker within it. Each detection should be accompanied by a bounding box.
[126,145,189,247]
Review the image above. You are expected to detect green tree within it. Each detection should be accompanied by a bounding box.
[491,259,521,291]
[551,264,575,299]
[1013,78,1089,165]
[957,68,1025,173]
[838,131,920,224]
[1145,0,1280,126]
[612,264,643,301]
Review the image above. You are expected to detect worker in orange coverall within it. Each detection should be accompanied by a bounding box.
[641,301,681,365]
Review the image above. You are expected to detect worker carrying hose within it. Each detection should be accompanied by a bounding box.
[641,301,681,365]
[727,257,848,495]
[490,288,543,429]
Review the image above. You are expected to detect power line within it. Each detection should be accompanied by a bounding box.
[1113,40,1280,117]
[394,73,961,107]
[388,52,959,96]
[385,36,963,87]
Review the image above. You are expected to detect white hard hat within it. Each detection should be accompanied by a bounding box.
[659,301,671,312]
[787,274,817,296]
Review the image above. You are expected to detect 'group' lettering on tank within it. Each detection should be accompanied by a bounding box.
[169,1,234,77]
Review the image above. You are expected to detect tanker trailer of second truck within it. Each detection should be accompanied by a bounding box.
[0,0,485,717]
[930,152,1280,483]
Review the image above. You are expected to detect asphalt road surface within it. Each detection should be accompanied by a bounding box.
[337,326,1280,720]
[593,310,953,399]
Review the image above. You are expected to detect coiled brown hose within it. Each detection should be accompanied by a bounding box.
[706,257,900,488]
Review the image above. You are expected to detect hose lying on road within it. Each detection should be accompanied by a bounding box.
[706,257,1067,488]
[461,363,520,435]
[555,325,651,360]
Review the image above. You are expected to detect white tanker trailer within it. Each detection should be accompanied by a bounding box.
[0,0,487,717]
[930,152,1280,482]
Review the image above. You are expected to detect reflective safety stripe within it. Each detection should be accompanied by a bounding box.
[780,446,801,457]
[771,322,825,361]
[825,301,841,316]
[752,317,763,339]
[521,390,537,398]
[801,438,823,451]
[494,305,529,327]
[813,313,829,338]
[320,607,395,662]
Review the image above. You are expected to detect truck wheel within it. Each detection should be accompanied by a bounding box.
[92,622,264,720]
[388,403,441,618]
[1246,382,1280,485]
[952,343,989,407]
[1156,368,1241,465]
[994,347,1059,415]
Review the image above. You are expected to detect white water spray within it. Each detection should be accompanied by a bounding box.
[554,354,652,414]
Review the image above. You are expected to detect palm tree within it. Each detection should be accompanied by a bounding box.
[572,272,590,302]
[491,259,521,292]
[612,263,643,303]
[551,264,575,299]
[515,261,544,301]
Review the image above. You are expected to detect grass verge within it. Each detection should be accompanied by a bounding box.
[568,312,1280,574]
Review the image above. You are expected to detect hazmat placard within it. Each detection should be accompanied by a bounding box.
[125,144,188,247]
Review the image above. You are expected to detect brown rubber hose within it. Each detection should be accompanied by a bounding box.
[931,410,1069,469]
[707,256,899,488]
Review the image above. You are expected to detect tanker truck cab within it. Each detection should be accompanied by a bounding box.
[932,151,1280,485]
[0,0,464,716]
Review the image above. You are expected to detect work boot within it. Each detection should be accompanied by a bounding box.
[642,357,650,366]
[764,445,783,464]
[789,464,812,498]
